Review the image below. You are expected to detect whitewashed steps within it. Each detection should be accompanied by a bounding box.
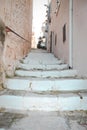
[20,59,63,66]
[2,49,86,112]
[15,70,77,78]
[22,52,63,65]
[17,63,69,71]
[0,92,87,111]
[4,78,87,92]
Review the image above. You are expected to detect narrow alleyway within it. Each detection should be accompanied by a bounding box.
[0,48,87,130]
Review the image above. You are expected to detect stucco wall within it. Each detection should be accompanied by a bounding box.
[73,0,87,77]
[49,0,69,63]
[0,0,32,77]
[49,0,87,77]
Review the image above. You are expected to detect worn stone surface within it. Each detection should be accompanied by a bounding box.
[0,112,26,129]
[0,111,87,130]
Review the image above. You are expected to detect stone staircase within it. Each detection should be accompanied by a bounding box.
[0,49,87,111]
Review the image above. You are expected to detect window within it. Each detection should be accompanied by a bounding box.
[63,24,66,43]
[55,0,61,15]
[55,34,57,46]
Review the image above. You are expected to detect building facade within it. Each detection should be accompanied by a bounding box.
[0,0,33,77]
[48,0,87,77]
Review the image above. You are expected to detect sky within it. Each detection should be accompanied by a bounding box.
[33,0,49,43]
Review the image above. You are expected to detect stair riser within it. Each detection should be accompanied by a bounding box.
[4,79,87,92]
[0,95,87,111]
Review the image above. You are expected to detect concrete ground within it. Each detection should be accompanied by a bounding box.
[0,110,87,130]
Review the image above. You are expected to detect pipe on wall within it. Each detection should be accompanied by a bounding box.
[69,0,73,68]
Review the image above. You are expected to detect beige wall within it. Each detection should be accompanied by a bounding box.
[73,0,87,77]
[0,0,33,77]
[49,0,69,63]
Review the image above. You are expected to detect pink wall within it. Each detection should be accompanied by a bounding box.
[49,0,69,63]
[49,0,87,77]
[0,0,33,76]
[73,0,87,77]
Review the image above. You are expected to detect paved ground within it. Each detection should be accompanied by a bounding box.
[0,110,87,130]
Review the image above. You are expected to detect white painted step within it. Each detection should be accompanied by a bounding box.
[17,63,68,70]
[15,70,77,78]
[21,52,63,65]
[4,78,87,92]
[0,93,87,111]
[21,59,63,65]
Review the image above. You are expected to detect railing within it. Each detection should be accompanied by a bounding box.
[5,26,30,42]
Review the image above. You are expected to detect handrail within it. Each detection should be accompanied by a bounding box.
[5,26,30,42]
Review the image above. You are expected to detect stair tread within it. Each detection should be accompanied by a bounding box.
[0,91,87,111]
[17,63,68,71]
[15,69,77,78]
[4,78,87,91]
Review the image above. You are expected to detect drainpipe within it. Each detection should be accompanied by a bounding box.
[69,0,73,68]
